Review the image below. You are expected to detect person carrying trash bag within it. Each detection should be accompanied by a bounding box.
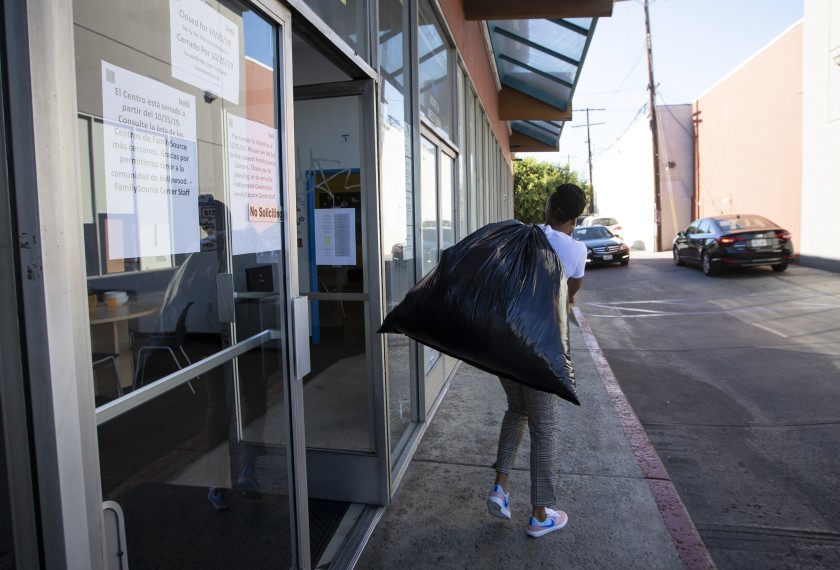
[488,183,587,538]
[378,183,588,538]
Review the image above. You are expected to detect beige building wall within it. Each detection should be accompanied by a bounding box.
[694,22,803,251]
[801,0,840,271]
[592,104,694,252]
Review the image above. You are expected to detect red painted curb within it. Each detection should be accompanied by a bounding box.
[574,306,716,570]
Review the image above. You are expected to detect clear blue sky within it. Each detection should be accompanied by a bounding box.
[524,0,804,178]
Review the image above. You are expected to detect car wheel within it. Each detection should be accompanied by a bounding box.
[702,252,716,276]
[673,246,684,266]
[772,263,788,272]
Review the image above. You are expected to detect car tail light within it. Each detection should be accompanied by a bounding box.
[717,236,743,245]
[776,231,792,241]
[614,226,622,232]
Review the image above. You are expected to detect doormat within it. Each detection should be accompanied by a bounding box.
[118,483,349,568]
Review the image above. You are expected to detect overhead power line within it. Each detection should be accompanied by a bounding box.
[572,108,605,213]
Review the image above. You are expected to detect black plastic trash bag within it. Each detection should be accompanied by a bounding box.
[378,220,578,405]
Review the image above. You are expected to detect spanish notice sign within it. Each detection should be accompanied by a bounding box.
[101,61,199,258]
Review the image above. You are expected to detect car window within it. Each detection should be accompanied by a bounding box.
[685,220,700,234]
[717,219,737,232]
[697,219,713,234]
[573,226,612,240]
[716,215,773,230]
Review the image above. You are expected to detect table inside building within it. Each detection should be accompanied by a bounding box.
[90,301,159,397]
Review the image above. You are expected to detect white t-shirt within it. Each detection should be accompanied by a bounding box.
[541,224,587,279]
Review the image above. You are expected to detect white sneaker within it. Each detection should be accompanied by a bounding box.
[526,508,568,537]
[486,484,511,520]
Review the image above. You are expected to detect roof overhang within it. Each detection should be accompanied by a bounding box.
[467,1,605,152]
[464,0,614,21]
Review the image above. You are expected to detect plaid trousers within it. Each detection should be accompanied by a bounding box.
[494,377,560,507]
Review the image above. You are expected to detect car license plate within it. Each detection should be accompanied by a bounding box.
[603,254,613,260]
[751,238,768,247]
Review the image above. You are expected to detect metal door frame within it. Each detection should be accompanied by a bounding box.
[0,2,41,565]
[293,78,389,506]
[4,0,313,567]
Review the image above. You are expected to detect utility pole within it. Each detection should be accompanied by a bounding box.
[644,0,662,251]
[692,109,702,221]
[572,108,604,214]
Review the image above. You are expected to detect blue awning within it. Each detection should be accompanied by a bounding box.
[486,17,598,151]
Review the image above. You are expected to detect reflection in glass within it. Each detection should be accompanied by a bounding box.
[420,137,438,277]
[303,0,370,62]
[456,70,468,241]
[418,1,453,139]
[420,136,440,373]
[75,0,312,565]
[97,359,294,568]
[380,0,416,459]
[468,92,479,232]
[440,153,454,251]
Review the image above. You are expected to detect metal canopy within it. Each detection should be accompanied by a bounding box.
[486,16,598,151]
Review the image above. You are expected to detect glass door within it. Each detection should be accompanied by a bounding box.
[293,78,388,506]
[74,0,311,567]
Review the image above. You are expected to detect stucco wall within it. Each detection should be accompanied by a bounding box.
[694,23,803,252]
[592,104,693,252]
[657,104,694,246]
[801,0,840,270]
[438,0,512,162]
[592,119,655,251]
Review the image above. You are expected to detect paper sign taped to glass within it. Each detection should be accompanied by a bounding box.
[378,220,579,405]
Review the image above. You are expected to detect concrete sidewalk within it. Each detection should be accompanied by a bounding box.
[355,309,713,569]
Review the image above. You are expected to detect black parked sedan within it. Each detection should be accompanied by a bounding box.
[673,214,794,276]
[572,225,630,266]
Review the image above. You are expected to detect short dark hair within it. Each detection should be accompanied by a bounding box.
[545,183,587,225]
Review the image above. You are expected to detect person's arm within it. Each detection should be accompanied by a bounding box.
[567,276,582,306]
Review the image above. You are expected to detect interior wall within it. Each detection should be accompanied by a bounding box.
[293,96,361,291]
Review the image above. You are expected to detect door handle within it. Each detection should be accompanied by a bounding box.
[102,501,129,569]
[292,296,311,379]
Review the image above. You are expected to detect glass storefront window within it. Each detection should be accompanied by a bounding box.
[75,0,301,565]
[419,134,454,375]
[379,0,416,459]
[304,0,371,63]
[468,91,478,233]
[294,94,374,455]
[419,136,439,373]
[75,0,284,399]
[456,69,468,241]
[97,357,295,567]
[440,153,454,251]
[420,136,438,277]
[418,1,454,140]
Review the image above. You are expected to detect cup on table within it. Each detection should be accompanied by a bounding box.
[103,291,129,308]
